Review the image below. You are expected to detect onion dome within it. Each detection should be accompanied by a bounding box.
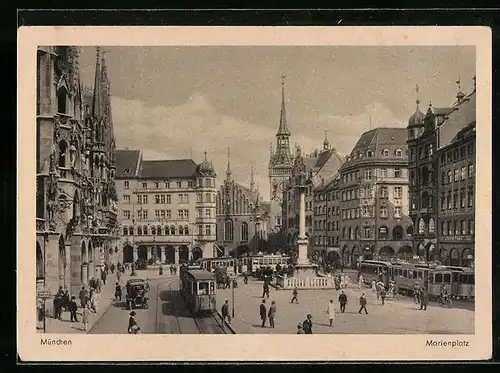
[197,151,216,177]
[408,84,425,127]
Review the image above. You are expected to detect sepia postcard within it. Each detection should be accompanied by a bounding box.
[17,26,492,361]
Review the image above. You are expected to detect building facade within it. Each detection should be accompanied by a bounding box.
[312,174,342,265]
[36,46,119,310]
[339,127,413,268]
[436,87,476,267]
[216,150,272,256]
[115,150,218,264]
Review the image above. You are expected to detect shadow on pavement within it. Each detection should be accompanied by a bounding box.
[159,290,193,318]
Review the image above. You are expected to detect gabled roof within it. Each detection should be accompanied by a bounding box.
[115,150,141,178]
[438,91,476,149]
[139,159,198,179]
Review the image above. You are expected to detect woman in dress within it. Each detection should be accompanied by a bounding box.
[326,299,336,328]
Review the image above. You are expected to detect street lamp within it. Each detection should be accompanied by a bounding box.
[231,277,235,319]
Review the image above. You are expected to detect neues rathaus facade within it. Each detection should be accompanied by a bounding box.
[35,46,119,316]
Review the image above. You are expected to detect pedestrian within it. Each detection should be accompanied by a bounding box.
[79,286,87,308]
[327,300,336,327]
[302,314,313,334]
[56,286,65,298]
[344,275,349,289]
[262,281,270,299]
[128,311,139,334]
[371,279,377,292]
[82,302,90,332]
[110,263,115,274]
[53,295,62,320]
[290,286,299,304]
[96,277,102,292]
[268,301,276,328]
[101,269,107,286]
[104,263,108,275]
[89,277,96,292]
[69,296,78,322]
[338,290,347,313]
[115,282,122,301]
[380,288,387,306]
[260,299,267,328]
[420,289,429,310]
[358,293,368,314]
[297,323,305,334]
[117,269,121,282]
[243,272,248,285]
[357,275,364,290]
[62,290,70,312]
[221,299,231,323]
[91,289,99,313]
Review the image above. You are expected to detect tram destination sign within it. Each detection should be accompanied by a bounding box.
[37,290,52,299]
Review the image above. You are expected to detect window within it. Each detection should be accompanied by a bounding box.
[177,181,182,188]
[205,209,211,218]
[154,182,159,189]
[197,193,202,203]
[394,187,402,199]
[365,169,372,180]
[410,150,416,162]
[447,192,452,209]
[394,168,401,178]
[453,190,458,209]
[224,219,234,241]
[197,209,203,218]
[155,194,160,204]
[468,164,474,178]
[447,170,452,184]
[367,150,373,158]
[178,209,189,220]
[123,210,131,219]
[179,226,184,235]
[241,222,248,242]
[363,226,372,239]
[197,179,203,187]
[124,181,129,189]
[460,189,466,208]
[160,210,166,219]
[123,227,128,236]
[441,154,446,165]
[155,209,160,219]
[165,210,171,219]
[142,182,147,189]
[188,181,193,188]
[468,220,474,235]
[418,218,425,234]
[440,193,445,210]
[184,225,189,235]
[454,221,459,236]
[396,149,403,157]
[460,147,466,158]
[441,221,446,235]
[394,206,401,219]
[380,187,388,198]
[461,220,466,235]
[441,172,446,185]
[205,193,211,203]
[165,181,170,189]
[467,187,474,207]
[380,206,388,218]
[123,195,130,204]
[428,218,435,233]
[454,169,459,182]
[382,149,389,156]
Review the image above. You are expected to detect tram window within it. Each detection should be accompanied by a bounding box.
[435,274,443,283]
[198,282,209,295]
[443,273,451,283]
[413,271,417,279]
[408,271,413,279]
[403,270,408,278]
[418,271,423,279]
[470,275,475,285]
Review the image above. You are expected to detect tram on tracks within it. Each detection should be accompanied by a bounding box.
[249,254,289,277]
[179,265,217,315]
[358,259,475,299]
[198,257,238,276]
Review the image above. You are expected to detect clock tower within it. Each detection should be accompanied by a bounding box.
[268,73,293,204]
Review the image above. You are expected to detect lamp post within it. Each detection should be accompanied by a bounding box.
[231,278,235,319]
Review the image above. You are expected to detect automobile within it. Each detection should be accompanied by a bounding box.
[125,278,149,310]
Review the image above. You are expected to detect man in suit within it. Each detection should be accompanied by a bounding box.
[68,296,78,322]
[260,299,267,328]
[338,290,347,313]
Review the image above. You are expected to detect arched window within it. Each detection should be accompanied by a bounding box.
[392,225,403,240]
[428,218,435,233]
[224,219,234,241]
[170,225,176,235]
[179,225,184,235]
[348,227,353,240]
[367,150,373,158]
[342,227,346,239]
[241,222,249,242]
[422,166,429,184]
[123,227,128,236]
[379,225,389,239]
[382,148,389,156]
[151,226,156,235]
[157,226,162,235]
[137,226,142,236]
[165,226,170,235]
[421,191,429,208]
[354,226,359,239]
[58,140,68,167]
[57,87,67,114]
[143,225,148,235]
[184,225,189,235]
[395,149,402,157]
[406,225,414,236]
[418,218,425,234]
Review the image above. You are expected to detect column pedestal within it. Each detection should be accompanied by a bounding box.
[133,248,138,261]
[174,248,179,265]
[160,247,166,263]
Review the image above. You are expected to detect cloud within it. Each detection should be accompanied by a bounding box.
[111,94,404,200]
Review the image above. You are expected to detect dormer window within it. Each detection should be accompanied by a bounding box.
[395,149,402,157]
[382,149,389,157]
[367,150,373,158]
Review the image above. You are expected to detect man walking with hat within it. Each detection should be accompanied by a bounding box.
[128,311,138,334]
[302,314,313,334]
[259,299,267,328]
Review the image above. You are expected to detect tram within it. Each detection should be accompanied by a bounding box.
[249,254,289,276]
[358,260,392,286]
[199,257,238,276]
[446,266,475,300]
[179,265,217,315]
[390,261,430,295]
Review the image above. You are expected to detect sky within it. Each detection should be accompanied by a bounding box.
[79,46,475,200]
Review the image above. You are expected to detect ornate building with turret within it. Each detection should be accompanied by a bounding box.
[216,149,273,256]
[36,46,119,316]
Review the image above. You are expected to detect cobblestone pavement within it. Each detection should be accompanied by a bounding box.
[215,276,474,334]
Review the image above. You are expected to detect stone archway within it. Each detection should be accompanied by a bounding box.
[165,246,175,264]
[137,246,148,261]
[379,246,394,259]
[178,245,189,263]
[398,245,413,260]
[417,243,426,259]
[58,235,66,289]
[439,248,449,265]
[351,246,360,268]
[426,243,437,262]
[462,248,473,267]
[327,251,340,266]
[341,245,350,267]
[192,247,203,261]
[36,241,43,280]
[123,244,134,264]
